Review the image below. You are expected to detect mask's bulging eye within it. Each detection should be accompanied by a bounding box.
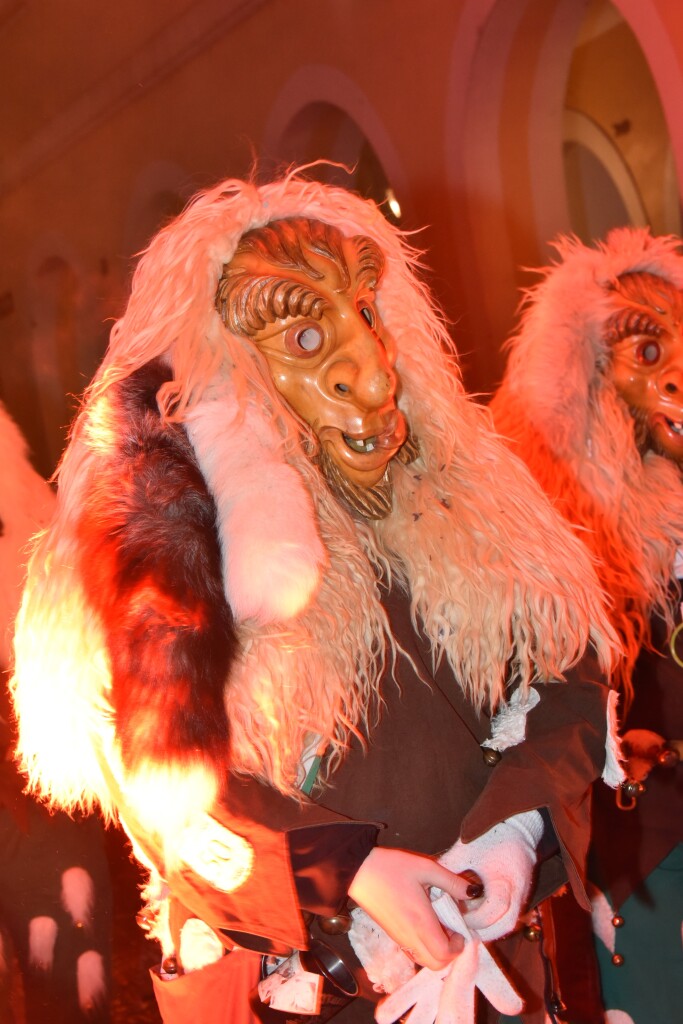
[359,305,375,328]
[637,340,661,365]
[285,321,324,356]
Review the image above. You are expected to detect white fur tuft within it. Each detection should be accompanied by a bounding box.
[123,758,219,859]
[76,949,107,1013]
[482,686,540,752]
[28,915,58,970]
[185,376,326,623]
[61,866,95,930]
[602,689,626,788]
[179,918,224,972]
[589,882,616,953]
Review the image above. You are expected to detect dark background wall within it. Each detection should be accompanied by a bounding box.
[1,0,681,476]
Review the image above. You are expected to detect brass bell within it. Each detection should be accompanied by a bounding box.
[658,747,680,769]
[318,912,352,935]
[622,780,644,799]
[482,748,502,767]
[611,953,624,967]
[523,923,542,942]
[612,914,624,928]
[161,956,179,975]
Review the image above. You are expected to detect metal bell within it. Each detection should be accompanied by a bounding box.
[658,747,680,768]
[318,912,352,935]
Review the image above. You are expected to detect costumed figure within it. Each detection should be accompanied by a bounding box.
[0,402,111,1023]
[11,174,623,1024]
[491,227,683,1023]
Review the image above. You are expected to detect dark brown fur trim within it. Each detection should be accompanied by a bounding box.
[77,360,236,774]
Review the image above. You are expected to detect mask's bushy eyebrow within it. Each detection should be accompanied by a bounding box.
[351,235,384,292]
[215,218,385,336]
[216,272,328,337]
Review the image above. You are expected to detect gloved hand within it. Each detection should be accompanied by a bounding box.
[348,847,469,970]
[374,895,522,1024]
[437,810,543,941]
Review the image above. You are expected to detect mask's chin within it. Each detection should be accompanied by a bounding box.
[315,432,421,521]
[317,448,394,520]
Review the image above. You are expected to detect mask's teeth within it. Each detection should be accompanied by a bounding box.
[666,418,683,435]
[344,434,378,453]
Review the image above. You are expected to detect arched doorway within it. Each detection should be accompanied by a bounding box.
[444,0,681,391]
[563,0,681,243]
[262,68,409,226]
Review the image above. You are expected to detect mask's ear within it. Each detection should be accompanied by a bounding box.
[185,375,326,625]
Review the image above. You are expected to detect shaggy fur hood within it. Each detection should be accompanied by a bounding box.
[11,174,617,849]
[492,227,683,699]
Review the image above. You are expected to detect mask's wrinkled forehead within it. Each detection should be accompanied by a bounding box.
[215,217,385,338]
[605,271,683,346]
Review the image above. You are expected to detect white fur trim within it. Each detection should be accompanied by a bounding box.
[185,377,326,624]
[482,686,540,752]
[589,882,615,953]
[76,950,107,1013]
[606,1012,636,1023]
[61,866,95,930]
[603,689,626,788]
[28,916,58,970]
[176,813,254,892]
[179,918,225,972]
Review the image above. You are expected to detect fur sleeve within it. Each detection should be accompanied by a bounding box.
[77,361,236,776]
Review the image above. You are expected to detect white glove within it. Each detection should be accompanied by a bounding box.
[374,896,522,1024]
[438,810,543,941]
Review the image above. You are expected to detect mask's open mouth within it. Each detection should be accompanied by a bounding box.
[341,410,406,456]
[665,416,683,436]
[343,434,379,454]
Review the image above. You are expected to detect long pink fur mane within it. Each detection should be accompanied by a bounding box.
[12,173,617,838]
[491,228,683,703]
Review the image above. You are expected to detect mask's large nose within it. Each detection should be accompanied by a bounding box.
[326,321,397,411]
[658,363,683,401]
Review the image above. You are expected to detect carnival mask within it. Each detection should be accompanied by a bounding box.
[606,271,683,463]
[216,218,416,517]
